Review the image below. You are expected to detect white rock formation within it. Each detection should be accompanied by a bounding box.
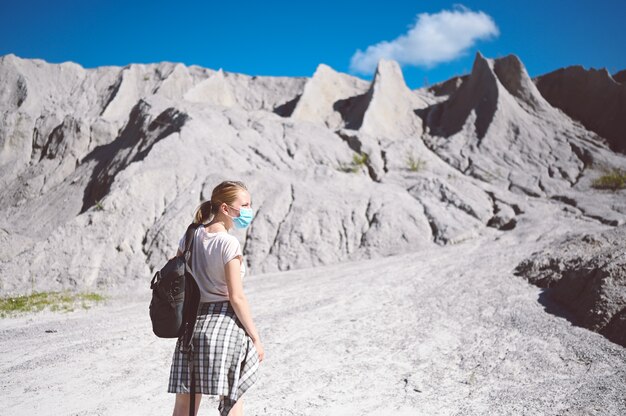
[1,51,626,415]
[183,68,235,106]
[423,53,626,201]
[290,63,369,128]
[358,59,428,138]
[0,52,625,301]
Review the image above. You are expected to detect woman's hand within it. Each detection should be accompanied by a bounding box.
[253,338,265,363]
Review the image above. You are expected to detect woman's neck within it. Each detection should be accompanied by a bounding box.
[205,220,229,233]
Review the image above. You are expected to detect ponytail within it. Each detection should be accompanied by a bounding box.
[194,200,214,224]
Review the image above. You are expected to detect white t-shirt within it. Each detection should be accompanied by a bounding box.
[178,227,246,303]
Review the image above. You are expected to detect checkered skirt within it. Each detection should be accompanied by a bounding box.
[168,301,260,415]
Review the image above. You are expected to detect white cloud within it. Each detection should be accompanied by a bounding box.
[350,5,499,74]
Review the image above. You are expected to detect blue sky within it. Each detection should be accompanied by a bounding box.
[1,0,624,88]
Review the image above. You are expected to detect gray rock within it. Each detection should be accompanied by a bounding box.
[427,75,468,97]
[0,52,625,297]
[406,174,493,244]
[421,52,626,224]
[535,65,626,153]
[290,63,369,128]
[515,226,626,347]
[487,198,517,230]
[613,69,626,84]
[356,59,427,139]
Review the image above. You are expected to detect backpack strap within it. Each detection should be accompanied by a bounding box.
[182,223,198,264]
[180,222,201,416]
[180,223,201,347]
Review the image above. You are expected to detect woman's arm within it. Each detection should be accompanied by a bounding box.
[225,257,265,361]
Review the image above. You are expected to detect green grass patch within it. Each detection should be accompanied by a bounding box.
[337,152,368,173]
[94,200,104,211]
[0,291,106,318]
[352,152,368,166]
[592,169,626,190]
[406,153,426,172]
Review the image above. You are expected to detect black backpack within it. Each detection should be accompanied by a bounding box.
[149,223,201,340]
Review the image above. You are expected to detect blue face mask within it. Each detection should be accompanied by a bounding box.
[228,205,254,229]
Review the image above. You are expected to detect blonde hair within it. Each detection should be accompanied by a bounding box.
[194,180,248,224]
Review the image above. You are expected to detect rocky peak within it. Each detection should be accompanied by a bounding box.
[357,59,427,138]
[427,75,468,97]
[613,69,626,84]
[493,54,549,112]
[290,63,369,127]
[182,68,235,106]
[426,51,499,139]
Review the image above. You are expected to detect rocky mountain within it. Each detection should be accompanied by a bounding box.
[2,51,626,415]
[1,53,625,340]
[535,65,626,153]
[613,69,626,84]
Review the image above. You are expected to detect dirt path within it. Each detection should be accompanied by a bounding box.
[1,219,625,415]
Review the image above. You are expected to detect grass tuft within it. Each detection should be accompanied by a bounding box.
[406,153,426,172]
[592,169,626,191]
[0,291,106,318]
[352,152,368,166]
[337,152,368,173]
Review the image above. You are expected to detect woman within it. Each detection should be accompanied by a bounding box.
[168,180,265,416]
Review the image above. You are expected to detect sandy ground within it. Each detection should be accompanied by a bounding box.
[1,216,625,416]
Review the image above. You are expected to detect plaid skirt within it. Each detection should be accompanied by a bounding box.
[168,301,260,416]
